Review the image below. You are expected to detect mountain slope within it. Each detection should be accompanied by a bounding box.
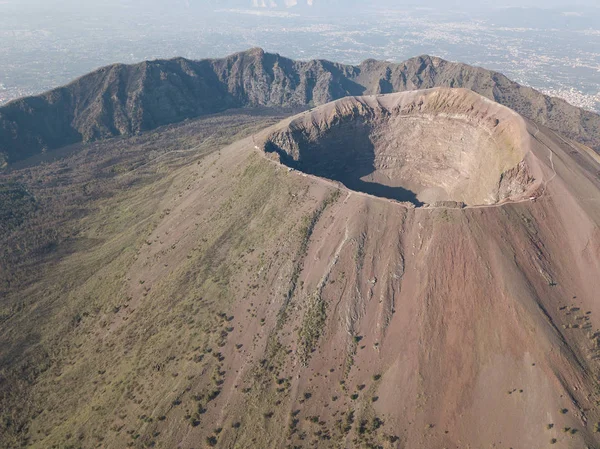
[1,48,600,166]
[1,89,600,449]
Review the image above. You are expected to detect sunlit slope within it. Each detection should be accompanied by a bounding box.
[1,96,600,449]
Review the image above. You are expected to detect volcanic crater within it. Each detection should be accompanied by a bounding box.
[264,88,539,207]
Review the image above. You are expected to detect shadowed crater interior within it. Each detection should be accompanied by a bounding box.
[264,88,538,207]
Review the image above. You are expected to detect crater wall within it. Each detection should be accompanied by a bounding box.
[264,88,538,206]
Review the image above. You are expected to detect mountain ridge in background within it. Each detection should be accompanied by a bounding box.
[1,47,600,167]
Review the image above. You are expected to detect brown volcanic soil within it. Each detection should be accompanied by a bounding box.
[241,90,600,448]
[1,92,600,449]
[264,88,541,207]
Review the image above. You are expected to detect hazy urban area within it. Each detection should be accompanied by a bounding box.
[1,0,599,112]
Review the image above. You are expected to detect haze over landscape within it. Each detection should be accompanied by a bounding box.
[1,2,600,449]
[1,0,599,111]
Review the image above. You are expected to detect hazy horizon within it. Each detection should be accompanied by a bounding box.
[1,0,599,111]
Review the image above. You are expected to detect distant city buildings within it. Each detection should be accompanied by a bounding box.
[542,88,600,113]
[0,87,38,105]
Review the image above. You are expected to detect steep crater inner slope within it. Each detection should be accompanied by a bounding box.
[264,88,538,206]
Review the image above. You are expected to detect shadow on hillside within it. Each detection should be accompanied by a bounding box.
[340,176,422,205]
[265,124,423,206]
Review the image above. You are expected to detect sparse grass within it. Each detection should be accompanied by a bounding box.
[296,191,340,365]
[298,291,327,365]
[0,110,308,449]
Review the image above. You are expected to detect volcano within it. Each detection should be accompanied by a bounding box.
[1,83,600,448]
